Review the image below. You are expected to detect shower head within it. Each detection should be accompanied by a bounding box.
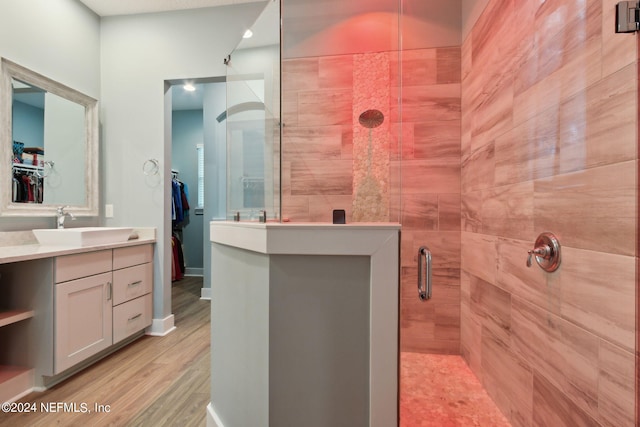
[358,109,384,129]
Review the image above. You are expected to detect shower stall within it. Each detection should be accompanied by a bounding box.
[222,0,638,426]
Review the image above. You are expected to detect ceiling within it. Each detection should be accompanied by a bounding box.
[77,0,265,17]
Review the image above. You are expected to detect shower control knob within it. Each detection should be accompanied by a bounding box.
[526,233,561,272]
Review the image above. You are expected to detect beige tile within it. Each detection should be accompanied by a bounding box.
[534,161,637,256]
[290,160,353,196]
[532,373,599,427]
[511,297,599,418]
[598,340,635,427]
[341,125,353,160]
[281,93,299,128]
[461,34,472,84]
[481,329,534,427]
[481,181,534,240]
[585,62,638,167]
[461,142,495,192]
[461,231,498,284]
[389,121,414,161]
[281,196,310,222]
[282,126,343,161]
[512,39,601,129]
[469,274,511,346]
[400,230,416,268]
[401,193,439,231]
[602,0,636,78]
[436,47,461,84]
[514,0,601,97]
[398,48,438,87]
[281,58,319,92]
[438,193,461,231]
[318,55,353,89]
[413,120,461,160]
[393,83,461,124]
[554,247,636,351]
[401,158,461,194]
[297,89,352,127]
[461,191,482,232]
[460,296,483,379]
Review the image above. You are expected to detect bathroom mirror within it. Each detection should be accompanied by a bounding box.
[0,58,98,216]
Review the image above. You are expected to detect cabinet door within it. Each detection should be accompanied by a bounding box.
[55,272,113,374]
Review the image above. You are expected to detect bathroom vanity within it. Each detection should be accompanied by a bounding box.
[208,221,400,427]
[0,228,155,403]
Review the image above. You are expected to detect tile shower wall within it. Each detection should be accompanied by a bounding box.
[281,47,462,354]
[461,0,637,426]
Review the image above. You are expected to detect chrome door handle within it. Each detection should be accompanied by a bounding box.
[418,246,432,301]
[106,281,112,301]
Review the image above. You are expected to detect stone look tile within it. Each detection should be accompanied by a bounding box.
[532,373,599,427]
[534,161,637,256]
[511,297,599,418]
[282,126,343,160]
[597,340,635,427]
[290,160,353,196]
[481,330,534,427]
[462,0,637,425]
[461,232,498,284]
[553,247,636,352]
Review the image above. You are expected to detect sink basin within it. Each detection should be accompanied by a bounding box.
[33,227,134,247]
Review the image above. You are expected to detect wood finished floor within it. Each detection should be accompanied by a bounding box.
[0,276,510,427]
[0,276,209,427]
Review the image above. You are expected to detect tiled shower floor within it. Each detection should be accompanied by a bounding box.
[400,353,512,427]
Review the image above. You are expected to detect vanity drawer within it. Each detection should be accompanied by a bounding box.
[55,250,112,283]
[113,245,153,270]
[113,294,152,344]
[112,263,152,306]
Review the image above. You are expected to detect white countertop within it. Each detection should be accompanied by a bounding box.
[0,227,156,264]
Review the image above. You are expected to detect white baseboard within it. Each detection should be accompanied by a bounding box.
[146,314,177,336]
[200,287,211,300]
[207,402,225,427]
[185,268,203,276]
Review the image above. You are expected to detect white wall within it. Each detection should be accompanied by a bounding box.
[0,0,100,99]
[100,2,268,322]
[0,0,100,230]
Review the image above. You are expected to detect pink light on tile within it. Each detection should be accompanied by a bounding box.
[400,352,511,426]
[352,51,391,222]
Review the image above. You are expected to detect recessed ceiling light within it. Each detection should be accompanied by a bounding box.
[183,83,196,92]
[243,29,253,39]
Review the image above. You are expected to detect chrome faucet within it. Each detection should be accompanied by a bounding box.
[56,206,75,229]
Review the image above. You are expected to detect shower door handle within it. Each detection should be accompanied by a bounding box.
[417,246,432,301]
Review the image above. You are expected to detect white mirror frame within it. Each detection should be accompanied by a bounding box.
[0,58,98,217]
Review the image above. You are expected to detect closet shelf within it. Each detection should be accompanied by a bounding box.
[0,310,35,328]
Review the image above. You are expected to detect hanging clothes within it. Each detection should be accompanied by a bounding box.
[171,174,190,227]
[12,167,44,203]
[171,233,185,281]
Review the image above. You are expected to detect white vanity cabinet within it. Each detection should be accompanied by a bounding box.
[54,250,113,374]
[111,245,153,344]
[54,244,153,374]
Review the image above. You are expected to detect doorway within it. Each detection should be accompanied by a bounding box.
[168,78,227,298]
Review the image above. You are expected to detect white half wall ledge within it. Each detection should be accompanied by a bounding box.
[146,315,176,336]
